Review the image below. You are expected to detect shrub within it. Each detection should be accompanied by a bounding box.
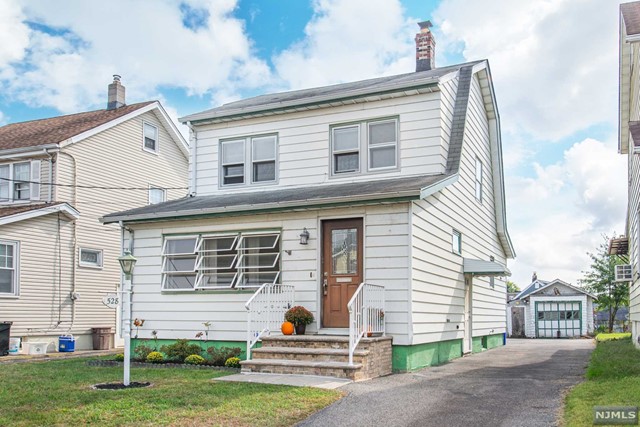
[595,332,632,342]
[285,306,314,326]
[114,353,125,362]
[134,344,154,361]
[225,357,241,368]
[146,351,164,363]
[207,346,243,366]
[160,339,202,362]
[184,354,206,365]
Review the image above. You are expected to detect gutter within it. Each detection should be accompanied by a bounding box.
[0,144,59,159]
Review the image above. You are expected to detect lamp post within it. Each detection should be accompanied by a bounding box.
[118,251,137,386]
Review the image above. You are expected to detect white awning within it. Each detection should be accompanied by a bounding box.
[463,258,511,277]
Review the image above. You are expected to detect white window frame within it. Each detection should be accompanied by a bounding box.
[142,121,159,154]
[0,240,19,298]
[475,157,483,202]
[78,247,103,269]
[161,231,281,292]
[452,230,462,255]
[0,161,40,204]
[330,117,399,177]
[220,135,278,188]
[148,186,166,205]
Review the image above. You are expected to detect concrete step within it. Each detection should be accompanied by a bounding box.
[252,346,369,363]
[241,358,364,380]
[261,334,390,350]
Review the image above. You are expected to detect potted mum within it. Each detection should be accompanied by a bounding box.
[285,306,314,335]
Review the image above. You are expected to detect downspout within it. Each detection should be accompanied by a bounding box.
[59,151,78,332]
[43,149,53,202]
[186,121,197,196]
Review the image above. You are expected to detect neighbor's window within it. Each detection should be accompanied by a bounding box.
[161,232,281,291]
[220,135,278,187]
[148,187,166,205]
[143,122,159,153]
[0,161,40,203]
[0,241,18,296]
[13,162,31,200]
[331,118,398,175]
[452,230,462,255]
[0,165,9,202]
[475,157,483,202]
[79,248,103,268]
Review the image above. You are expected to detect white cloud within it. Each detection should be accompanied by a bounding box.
[0,0,272,114]
[273,0,417,89]
[0,1,30,68]
[434,0,622,141]
[506,138,626,287]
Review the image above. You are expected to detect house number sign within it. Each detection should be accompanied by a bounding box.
[102,293,120,309]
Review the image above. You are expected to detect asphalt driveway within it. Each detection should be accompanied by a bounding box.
[298,338,594,427]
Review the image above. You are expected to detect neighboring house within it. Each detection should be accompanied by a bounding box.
[612,1,640,350]
[593,306,629,332]
[103,22,515,375]
[507,277,595,338]
[0,76,189,351]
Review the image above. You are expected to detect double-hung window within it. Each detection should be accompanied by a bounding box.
[0,241,18,297]
[143,122,159,153]
[0,161,40,203]
[452,230,462,255]
[161,231,281,291]
[331,118,398,175]
[475,157,483,202]
[220,135,278,187]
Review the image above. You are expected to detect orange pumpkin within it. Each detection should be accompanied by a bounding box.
[281,321,294,335]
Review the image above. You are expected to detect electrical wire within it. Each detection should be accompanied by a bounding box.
[0,177,188,191]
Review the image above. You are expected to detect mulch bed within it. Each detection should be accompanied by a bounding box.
[87,359,240,371]
[92,382,152,390]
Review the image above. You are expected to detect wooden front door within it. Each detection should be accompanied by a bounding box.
[322,218,363,328]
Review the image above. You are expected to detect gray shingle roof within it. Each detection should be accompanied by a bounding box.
[622,2,640,36]
[180,61,483,123]
[102,174,449,223]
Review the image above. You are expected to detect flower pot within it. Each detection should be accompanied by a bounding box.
[295,324,306,335]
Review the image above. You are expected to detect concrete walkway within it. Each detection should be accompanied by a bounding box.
[298,339,594,427]
[0,349,119,364]
[216,373,352,389]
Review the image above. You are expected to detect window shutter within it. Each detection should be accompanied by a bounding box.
[30,160,41,201]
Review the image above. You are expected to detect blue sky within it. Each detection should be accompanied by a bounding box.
[0,0,627,287]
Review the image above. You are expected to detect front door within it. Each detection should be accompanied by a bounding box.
[322,218,363,328]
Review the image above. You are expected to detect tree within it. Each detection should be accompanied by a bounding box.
[579,234,630,333]
[506,281,520,293]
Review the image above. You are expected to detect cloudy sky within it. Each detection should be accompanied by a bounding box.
[0,0,627,288]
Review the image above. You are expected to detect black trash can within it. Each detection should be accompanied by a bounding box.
[0,322,12,356]
[92,327,114,350]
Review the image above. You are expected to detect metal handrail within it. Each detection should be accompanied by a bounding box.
[245,283,295,359]
[347,282,385,365]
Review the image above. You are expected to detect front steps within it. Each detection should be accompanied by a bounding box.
[241,335,392,381]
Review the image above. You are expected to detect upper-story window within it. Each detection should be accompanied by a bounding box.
[331,118,398,176]
[0,161,40,203]
[220,135,278,187]
[475,157,483,202]
[143,122,159,153]
[148,187,166,205]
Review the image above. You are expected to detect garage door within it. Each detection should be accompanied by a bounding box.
[535,301,582,338]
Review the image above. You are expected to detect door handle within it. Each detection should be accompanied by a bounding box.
[323,279,328,295]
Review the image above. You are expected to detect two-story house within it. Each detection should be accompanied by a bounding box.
[610,1,640,350]
[0,76,189,351]
[103,22,515,377]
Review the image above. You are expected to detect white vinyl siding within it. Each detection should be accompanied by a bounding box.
[0,240,18,297]
[475,157,483,202]
[78,248,103,269]
[143,122,159,153]
[193,92,443,194]
[220,135,278,187]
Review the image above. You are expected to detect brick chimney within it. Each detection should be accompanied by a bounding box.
[107,75,126,110]
[415,21,435,72]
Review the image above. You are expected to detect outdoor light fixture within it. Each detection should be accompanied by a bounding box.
[118,251,137,278]
[299,228,310,245]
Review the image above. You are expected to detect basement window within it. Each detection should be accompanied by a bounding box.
[79,248,103,269]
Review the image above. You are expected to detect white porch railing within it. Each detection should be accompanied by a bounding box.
[347,282,385,365]
[245,283,295,359]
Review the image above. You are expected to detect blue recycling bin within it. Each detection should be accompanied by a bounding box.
[58,335,75,352]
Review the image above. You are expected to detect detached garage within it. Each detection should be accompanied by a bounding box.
[507,277,595,338]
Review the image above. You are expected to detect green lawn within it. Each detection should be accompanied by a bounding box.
[564,338,640,427]
[0,358,341,426]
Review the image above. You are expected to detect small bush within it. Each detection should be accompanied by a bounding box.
[184,354,206,365]
[114,353,125,362]
[207,346,243,366]
[160,339,202,362]
[225,357,241,368]
[134,344,154,361]
[595,332,632,342]
[146,351,164,363]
